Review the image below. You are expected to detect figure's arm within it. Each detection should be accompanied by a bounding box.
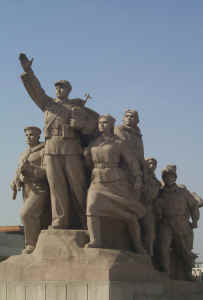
[185,189,200,228]
[19,53,52,111]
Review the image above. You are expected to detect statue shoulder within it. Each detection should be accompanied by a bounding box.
[177,184,188,191]
[69,98,85,106]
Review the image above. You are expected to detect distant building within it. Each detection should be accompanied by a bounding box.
[0,226,24,260]
[192,262,203,281]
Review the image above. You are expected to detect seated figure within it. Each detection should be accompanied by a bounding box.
[84,114,146,254]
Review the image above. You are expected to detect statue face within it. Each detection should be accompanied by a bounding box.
[146,159,157,172]
[25,130,40,147]
[163,173,177,186]
[55,85,69,100]
[123,112,138,127]
[98,118,113,135]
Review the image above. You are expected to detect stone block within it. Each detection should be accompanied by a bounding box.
[88,282,109,300]
[25,281,45,300]
[7,281,25,300]
[0,281,6,300]
[68,282,87,300]
[46,281,67,300]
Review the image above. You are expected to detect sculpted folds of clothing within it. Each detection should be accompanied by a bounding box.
[21,69,99,227]
[85,136,145,221]
[144,174,161,206]
[15,143,49,247]
[156,184,200,274]
[115,124,145,167]
[21,70,98,156]
[156,185,199,220]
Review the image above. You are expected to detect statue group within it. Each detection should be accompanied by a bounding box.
[11,53,201,282]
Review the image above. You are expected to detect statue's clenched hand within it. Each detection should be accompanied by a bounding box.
[19,53,34,72]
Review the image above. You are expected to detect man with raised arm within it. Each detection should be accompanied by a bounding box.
[19,53,98,229]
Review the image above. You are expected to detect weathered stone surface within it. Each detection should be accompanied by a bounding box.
[0,280,203,300]
[0,229,161,282]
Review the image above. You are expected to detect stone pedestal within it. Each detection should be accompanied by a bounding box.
[0,230,202,299]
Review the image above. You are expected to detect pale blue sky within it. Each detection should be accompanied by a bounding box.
[1,1,203,257]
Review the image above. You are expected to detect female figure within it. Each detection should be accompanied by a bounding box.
[84,115,146,254]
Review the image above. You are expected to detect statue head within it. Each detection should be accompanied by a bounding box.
[161,165,177,186]
[145,157,157,173]
[24,126,41,147]
[55,80,72,100]
[98,114,115,135]
[123,109,139,128]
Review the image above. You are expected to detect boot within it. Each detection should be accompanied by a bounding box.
[86,216,102,248]
[22,244,35,254]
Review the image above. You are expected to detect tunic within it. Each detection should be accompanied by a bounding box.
[84,136,146,221]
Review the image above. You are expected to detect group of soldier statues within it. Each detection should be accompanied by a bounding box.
[10,53,201,281]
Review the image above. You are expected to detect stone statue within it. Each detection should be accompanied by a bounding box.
[141,158,161,256]
[19,53,98,229]
[84,114,146,254]
[10,127,50,254]
[155,165,200,280]
[114,109,147,186]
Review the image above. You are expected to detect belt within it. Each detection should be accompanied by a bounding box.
[94,163,119,169]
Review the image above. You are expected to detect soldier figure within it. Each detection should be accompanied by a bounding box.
[19,53,98,229]
[156,165,200,280]
[115,109,146,186]
[141,158,161,256]
[11,127,49,254]
[84,115,146,254]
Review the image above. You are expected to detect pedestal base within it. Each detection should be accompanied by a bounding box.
[0,280,203,300]
[0,230,203,299]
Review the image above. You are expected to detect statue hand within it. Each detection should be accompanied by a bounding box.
[19,53,34,72]
[10,182,17,200]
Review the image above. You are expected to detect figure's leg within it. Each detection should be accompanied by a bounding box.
[45,155,71,228]
[141,211,156,256]
[159,225,173,275]
[21,189,48,253]
[86,216,102,248]
[64,155,87,227]
[127,218,146,254]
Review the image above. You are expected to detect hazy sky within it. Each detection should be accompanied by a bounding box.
[1,1,203,258]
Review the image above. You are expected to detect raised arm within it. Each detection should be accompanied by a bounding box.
[19,53,52,111]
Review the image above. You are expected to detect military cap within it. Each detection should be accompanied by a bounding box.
[54,80,72,91]
[24,126,41,135]
[162,165,177,178]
